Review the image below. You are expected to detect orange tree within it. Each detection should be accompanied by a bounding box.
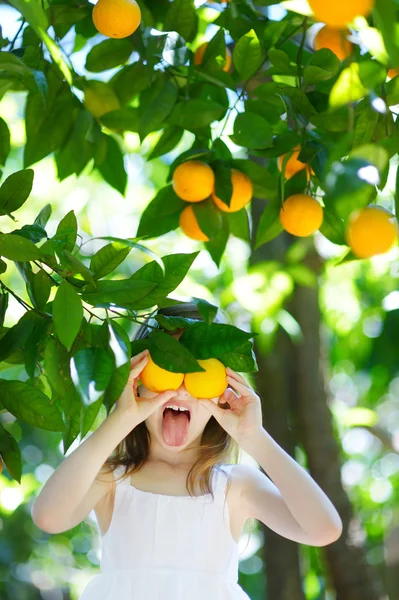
[1,0,399,597]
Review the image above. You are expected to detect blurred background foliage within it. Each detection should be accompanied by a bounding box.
[0,0,399,599]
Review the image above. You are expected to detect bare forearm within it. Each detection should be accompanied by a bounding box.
[241,429,343,536]
[32,408,136,520]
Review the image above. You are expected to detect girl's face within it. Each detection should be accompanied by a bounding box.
[137,382,221,451]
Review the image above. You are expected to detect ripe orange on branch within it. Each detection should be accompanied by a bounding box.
[314,25,352,61]
[194,42,232,72]
[308,0,375,28]
[277,146,314,180]
[179,205,209,241]
[211,169,253,213]
[172,160,215,202]
[345,206,398,258]
[92,0,141,38]
[279,194,324,237]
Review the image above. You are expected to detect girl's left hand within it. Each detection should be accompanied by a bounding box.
[198,367,263,444]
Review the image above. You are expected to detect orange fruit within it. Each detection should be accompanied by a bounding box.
[211,169,253,212]
[314,25,352,61]
[172,160,215,202]
[140,354,184,393]
[179,205,209,241]
[387,67,399,79]
[194,42,232,72]
[345,206,398,258]
[308,0,374,28]
[184,358,228,399]
[279,194,324,237]
[92,0,141,39]
[277,146,314,180]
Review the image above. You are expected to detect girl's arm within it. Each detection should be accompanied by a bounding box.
[238,429,343,546]
[31,407,136,534]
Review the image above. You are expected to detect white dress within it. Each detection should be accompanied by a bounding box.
[79,463,251,599]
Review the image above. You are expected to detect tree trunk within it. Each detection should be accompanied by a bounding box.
[289,249,385,600]
[249,167,385,599]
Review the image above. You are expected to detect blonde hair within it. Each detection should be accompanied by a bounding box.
[105,302,240,500]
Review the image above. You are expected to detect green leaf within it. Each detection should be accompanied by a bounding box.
[52,281,83,351]
[85,39,133,72]
[324,158,378,220]
[167,99,225,130]
[0,233,42,260]
[198,29,229,73]
[303,49,340,84]
[24,316,51,378]
[0,311,37,362]
[80,279,157,308]
[0,380,64,431]
[319,203,347,246]
[227,208,250,242]
[24,91,78,167]
[179,322,254,359]
[0,117,10,166]
[212,162,233,207]
[233,29,263,78]
[57,248,97,284]
[155,314,201,331]
[111,61,150,105]
[128,251,200,309]
[0,291,8,326]
[56,109,96,180]
[148,329,203,373]
[219,340,258,372]
[0,169,34,216]
[329,63,367,108]
[0,423,22,482]
[193,197,223,238]
[164,0,198,43]
[70,347,115,407]
[147,126,184,160]
[100,107,139,132]
[34,203,52,228]
[204,215,229,268]
[138,80,178,142]
[137,185,186,238]
[163,31,190,67]
[232,111,273,149]
[372,0,399,68]
[96,134,127,195]
[31,269,51,310]
[90,241,132,280]
[192,297,218,324]
[52,209,77,252]
[255,198,283,249]
[107,320,130,367]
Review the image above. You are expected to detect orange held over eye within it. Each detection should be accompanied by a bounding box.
[277,146,314,180]
[172,160,215,202]
[345,206,398,258]
[279,194,324,237]
[140,354,184,393]
[184,358,228,399]
[211,169,253,212]
[179,205,209,242]
[308,0,375,28]
[314,25,353,61]
[194,42,232,72]
[92,0,141,39]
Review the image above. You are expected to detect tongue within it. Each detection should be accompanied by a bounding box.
[162,409,190,446]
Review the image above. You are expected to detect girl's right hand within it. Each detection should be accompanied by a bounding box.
[115,349,176,427]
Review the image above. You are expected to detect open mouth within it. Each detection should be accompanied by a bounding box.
[163,407,191,421]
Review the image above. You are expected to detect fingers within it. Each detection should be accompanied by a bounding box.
[226,375,255,396]
[129,354,149,376]
[130,349,149,367]
[226,367,250,386]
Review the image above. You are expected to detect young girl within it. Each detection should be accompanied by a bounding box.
[32,303,343,600]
